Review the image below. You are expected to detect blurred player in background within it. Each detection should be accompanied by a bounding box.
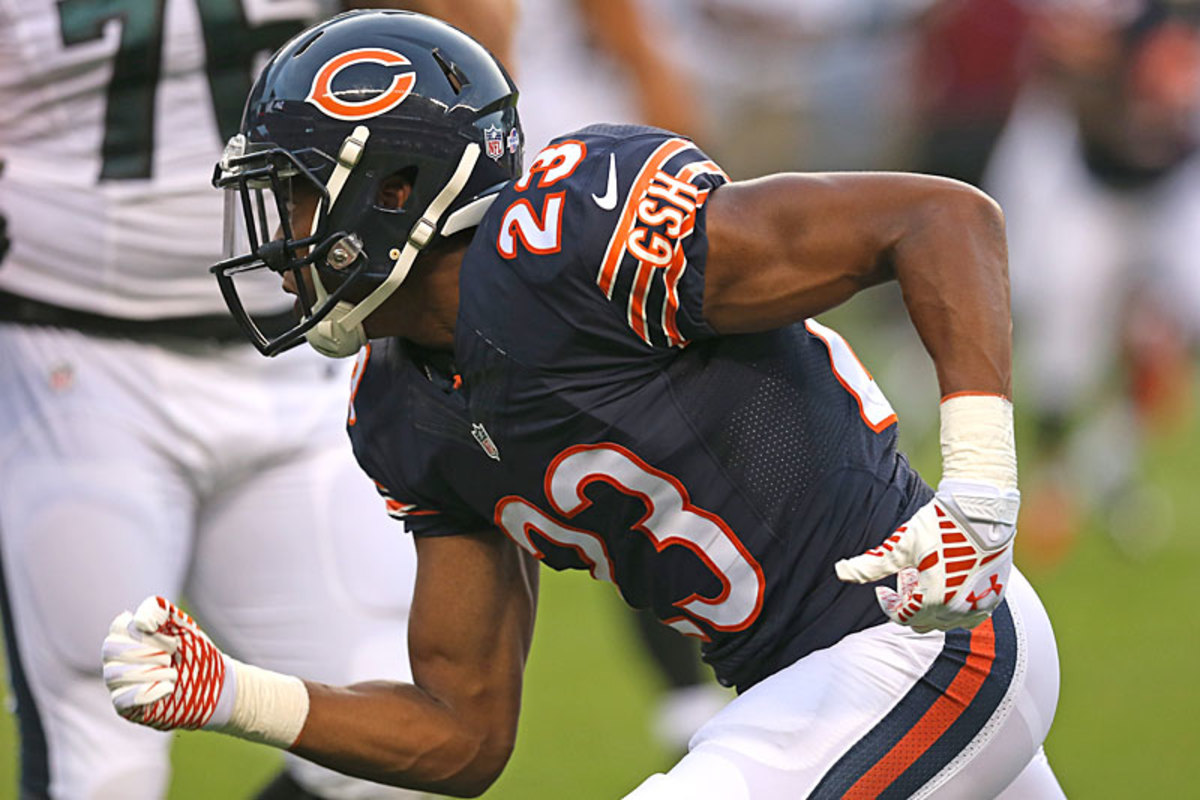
[383,0,517,67]
[652,0,940,178]
[513,0,696,156]
[0,2,424,798]
[910,0,1033,187]
[101,11,1061,798]
[984,0,1200,564]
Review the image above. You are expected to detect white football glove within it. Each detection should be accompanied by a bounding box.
[835,479,1019,632]
[102,596,233,731]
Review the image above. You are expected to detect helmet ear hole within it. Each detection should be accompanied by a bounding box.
[376,167,418,211]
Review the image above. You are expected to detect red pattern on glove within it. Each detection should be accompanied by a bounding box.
[119,597,227,731]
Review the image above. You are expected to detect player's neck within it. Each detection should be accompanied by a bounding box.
[364,242,465,352]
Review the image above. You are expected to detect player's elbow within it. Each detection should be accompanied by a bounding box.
[920,178,1007,255]
[380,687,519,798]
[953,179,1005,230]
[893,176,1008,279]
[370,738,512,797]
[458,726,519,797]
[423,727,516,797]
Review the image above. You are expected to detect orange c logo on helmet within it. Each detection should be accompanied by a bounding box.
[306,48,416,121]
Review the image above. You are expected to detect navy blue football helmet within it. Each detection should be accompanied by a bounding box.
[211,9,522,356]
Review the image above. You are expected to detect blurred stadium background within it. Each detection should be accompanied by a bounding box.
[3,371,1199,798]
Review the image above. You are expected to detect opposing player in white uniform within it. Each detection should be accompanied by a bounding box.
[0,2,421,798]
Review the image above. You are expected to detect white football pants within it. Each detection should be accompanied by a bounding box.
[0,323,421,800]
[626,569,1061,799]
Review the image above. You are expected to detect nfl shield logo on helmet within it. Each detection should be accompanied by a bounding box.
[484,125,505,160]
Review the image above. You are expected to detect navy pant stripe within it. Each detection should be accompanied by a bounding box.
[0,540,51,799]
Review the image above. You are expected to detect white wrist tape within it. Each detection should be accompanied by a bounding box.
[206,657,310,748]
[939,393,1018,491]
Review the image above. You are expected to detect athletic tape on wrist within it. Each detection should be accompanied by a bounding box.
[207,658,310,748]
[939,393,1017,490]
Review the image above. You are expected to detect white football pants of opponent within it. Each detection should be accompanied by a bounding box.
[0,323,422,800]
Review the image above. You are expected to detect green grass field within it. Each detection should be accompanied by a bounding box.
[3,403,1199,798]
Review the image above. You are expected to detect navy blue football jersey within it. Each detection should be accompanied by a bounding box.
[348,124,933,690]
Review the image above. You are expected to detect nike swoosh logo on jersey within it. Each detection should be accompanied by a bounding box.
[592,153,618,211]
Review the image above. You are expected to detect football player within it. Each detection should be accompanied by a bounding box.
[103,10,1063,798]
[0,2,425,799]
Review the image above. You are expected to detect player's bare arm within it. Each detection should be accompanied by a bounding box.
[293,531,538,795]
[702,172,1019,632]
[104,530,538,797]
[702,172,1011,398]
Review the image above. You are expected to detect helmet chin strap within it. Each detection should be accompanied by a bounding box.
[304,135,482,358]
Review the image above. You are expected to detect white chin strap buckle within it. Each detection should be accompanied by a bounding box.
[307,301,368,358]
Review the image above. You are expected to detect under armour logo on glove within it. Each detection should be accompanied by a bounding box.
[967,573,1005,611]
[102,596,231,731]
[834,480,1019,633]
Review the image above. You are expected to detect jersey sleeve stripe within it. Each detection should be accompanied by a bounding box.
[678,160,730,182]
[597,137,694,298]
[658,213,699,347]
[376,482,441,520]
[384,498,441,519]
[659,244,689,346]
[658,170,710,347]
[628,259,656,343]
